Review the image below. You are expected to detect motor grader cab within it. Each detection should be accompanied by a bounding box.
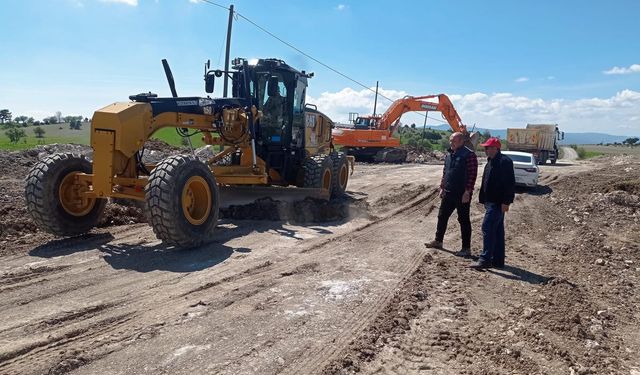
[25,57,353,248]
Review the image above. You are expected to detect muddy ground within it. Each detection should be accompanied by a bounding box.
[0,148,639,375]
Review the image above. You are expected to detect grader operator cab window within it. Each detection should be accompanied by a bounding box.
[293,80,306,114]
[258,74,288,144]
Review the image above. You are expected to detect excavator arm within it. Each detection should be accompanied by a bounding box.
[379,94,468,135]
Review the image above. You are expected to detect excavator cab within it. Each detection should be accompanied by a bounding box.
[353,116,378,130]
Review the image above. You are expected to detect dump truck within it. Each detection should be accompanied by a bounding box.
[506,124,564,164]
[24,57,353,248]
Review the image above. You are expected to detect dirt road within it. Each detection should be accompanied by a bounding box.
[1,153,639,375]
[562,146,579,161]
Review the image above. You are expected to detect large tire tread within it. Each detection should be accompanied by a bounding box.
[303,155,333,195]
[24,153,106,236]
[145,155,219,248]
[330,152,349,198]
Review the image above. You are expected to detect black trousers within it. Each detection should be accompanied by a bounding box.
[435,194,471,249]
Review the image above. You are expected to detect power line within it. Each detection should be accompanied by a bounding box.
[197,0,447,125]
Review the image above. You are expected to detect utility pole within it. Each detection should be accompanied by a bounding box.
[422,111,428,140]
[223,4,234,98]
[372,81,379,117]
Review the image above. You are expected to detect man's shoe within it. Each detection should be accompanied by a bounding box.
[492,263,505,269]
[424,240,443,249]
[469,260,491,269]
[455,248,472,258]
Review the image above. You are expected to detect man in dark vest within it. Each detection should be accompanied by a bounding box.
[425,132,478,257]
[471,137,515,269]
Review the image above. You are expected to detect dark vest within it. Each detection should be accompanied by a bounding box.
[443,146,471,198]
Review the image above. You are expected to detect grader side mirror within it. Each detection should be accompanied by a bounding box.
[205,72,216,93]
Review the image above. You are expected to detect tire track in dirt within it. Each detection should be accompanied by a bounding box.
[178,188,439,300]
[67,188,441,375]
[278,196,441,374]
[0,312,135,371]
[1,187,440,375]
[356,160,635,374]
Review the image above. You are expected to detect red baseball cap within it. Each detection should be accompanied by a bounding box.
[480,137,502,148]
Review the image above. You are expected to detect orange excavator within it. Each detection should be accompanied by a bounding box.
[332,94,478,162]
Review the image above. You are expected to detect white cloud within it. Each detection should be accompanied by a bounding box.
[99,0,138,5]
[603,64,640,75]
[336,4,346,10]
[547,76,555,80]
[307,87,640,135]
[515,77,529,83]
[188,0,200,3]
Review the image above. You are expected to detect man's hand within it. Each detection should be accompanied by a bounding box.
[439,188,445,198]
[502,204,510,213]
[461,190,471,204]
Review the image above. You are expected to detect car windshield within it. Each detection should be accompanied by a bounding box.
[505,154,532,163]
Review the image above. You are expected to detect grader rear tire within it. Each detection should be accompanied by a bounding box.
[24,153,106,236]
[330,152,349,198]
[303,155,333,196]
[145,155,219,248]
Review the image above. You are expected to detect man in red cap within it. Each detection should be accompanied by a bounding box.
[471,137,515,269]
[425,132,478,256]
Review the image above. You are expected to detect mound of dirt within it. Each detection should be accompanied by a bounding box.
[220,197,370,223]
[98,200,147,227]
[0,141,183,255]
[141,139,186,164]
[0,144,92,177]
[402,145,446,164]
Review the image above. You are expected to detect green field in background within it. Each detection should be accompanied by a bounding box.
[0,123,206,150]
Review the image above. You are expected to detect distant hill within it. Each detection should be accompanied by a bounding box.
[426,124,635,145]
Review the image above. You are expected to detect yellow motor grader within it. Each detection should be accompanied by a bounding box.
[25,58,353,247]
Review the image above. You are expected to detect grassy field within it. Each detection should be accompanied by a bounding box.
[150,127,206,148]
[0,123,203,150]
[581,144,640,155]
[0,124,90,150]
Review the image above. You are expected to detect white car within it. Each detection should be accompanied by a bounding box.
[502,151,539,187]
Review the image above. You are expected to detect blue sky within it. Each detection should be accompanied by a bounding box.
[1,0,639,135]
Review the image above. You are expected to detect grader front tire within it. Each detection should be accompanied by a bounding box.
[145,155,219,248]
[24,153,106,236]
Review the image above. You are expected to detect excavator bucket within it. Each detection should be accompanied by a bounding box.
[466,131,480,150]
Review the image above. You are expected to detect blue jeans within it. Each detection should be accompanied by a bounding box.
[480,202,505,266]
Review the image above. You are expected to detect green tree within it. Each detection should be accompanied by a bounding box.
[6,127,26,143]
[0,109,12,124]
[439,137,450,151]
[14,115,28,125]
[69,119,83,130]
[424,130,442,141]
[44,115,58,124]
[624,137,639,146]
[33,126,46,138]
